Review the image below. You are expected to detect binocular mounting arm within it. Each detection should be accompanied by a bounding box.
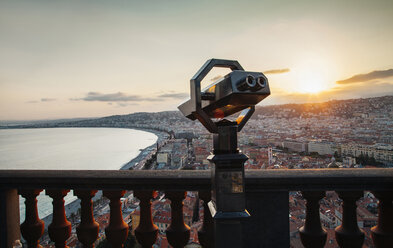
[190,59,252,133]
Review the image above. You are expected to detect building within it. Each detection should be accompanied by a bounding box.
[341,143,393,164]
[343,157,356,167]
[282,140,308,153]
[157,152,169,165]
[268,147,273,165]
[308,141,338,156]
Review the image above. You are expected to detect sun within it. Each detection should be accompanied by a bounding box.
[294,66,330,94]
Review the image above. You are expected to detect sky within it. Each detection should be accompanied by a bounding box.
[1,0,392,120]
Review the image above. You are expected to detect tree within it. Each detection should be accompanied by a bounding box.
[356,153,365,164]
[334,151,342,162]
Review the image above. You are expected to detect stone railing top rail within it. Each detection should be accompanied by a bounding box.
[0,168,392,191]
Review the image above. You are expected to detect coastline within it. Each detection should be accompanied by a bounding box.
[40,127,169,227]
[120,128,169,170]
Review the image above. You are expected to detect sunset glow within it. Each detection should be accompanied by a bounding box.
[295,68,330,94]
[0,0,392,120]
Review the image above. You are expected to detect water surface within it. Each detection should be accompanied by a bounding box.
[0,128,157,221]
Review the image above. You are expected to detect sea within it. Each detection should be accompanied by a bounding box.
[0,128,158,222]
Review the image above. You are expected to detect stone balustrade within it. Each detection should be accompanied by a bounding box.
[0,169,392,247]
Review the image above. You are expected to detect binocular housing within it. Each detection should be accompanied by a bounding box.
[179,70,270,120]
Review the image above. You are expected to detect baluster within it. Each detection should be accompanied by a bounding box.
[165,191,190,248]
[335,191,364,248]
[299,191,327,248]
[198,191,214,248]
[371,191,393,248]
[19,189,45,248]
[134,190,158,248]
[103,190,129,248]
[46,189,72,248]
[74,190,99,248]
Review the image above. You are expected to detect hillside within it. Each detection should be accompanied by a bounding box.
[1,95,392,129]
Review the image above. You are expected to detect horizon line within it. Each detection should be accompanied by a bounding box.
[1,94,392,122]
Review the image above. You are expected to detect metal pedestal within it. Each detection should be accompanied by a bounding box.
[208,121,250,248]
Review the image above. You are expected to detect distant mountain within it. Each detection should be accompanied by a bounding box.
[1,95,392,129]
[254,95,393,119]
[0,117,93,127]
[0,111,187,132]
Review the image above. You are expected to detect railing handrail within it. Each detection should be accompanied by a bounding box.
[0,168,392,191]
[246,168,393,191]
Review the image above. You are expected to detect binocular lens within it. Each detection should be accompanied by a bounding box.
[256,76,266,89]
[237,75,266,91]
[246,75,255,86]
[237,75,256,91]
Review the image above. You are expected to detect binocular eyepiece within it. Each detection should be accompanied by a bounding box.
[237,75,266,92]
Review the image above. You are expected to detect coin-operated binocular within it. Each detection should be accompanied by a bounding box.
[178,58,270,133]
[178,59,270,247]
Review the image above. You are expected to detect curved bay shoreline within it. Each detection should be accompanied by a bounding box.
[120,128,169,170]
[33,127,170,228]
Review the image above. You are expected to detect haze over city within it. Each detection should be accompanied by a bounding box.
[1,0,392,120]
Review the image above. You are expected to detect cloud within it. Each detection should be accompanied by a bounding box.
[263,68,290,74]
[210,75,223,81]
[337,69,393,84]
[71,91,189,104]
[265,82,393,105]
[329,82,393,99]
[41,98,56,102]
[25,98,56,103]
[158,92,188,99]
[116,102,138,107]
[71,92,162,102]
